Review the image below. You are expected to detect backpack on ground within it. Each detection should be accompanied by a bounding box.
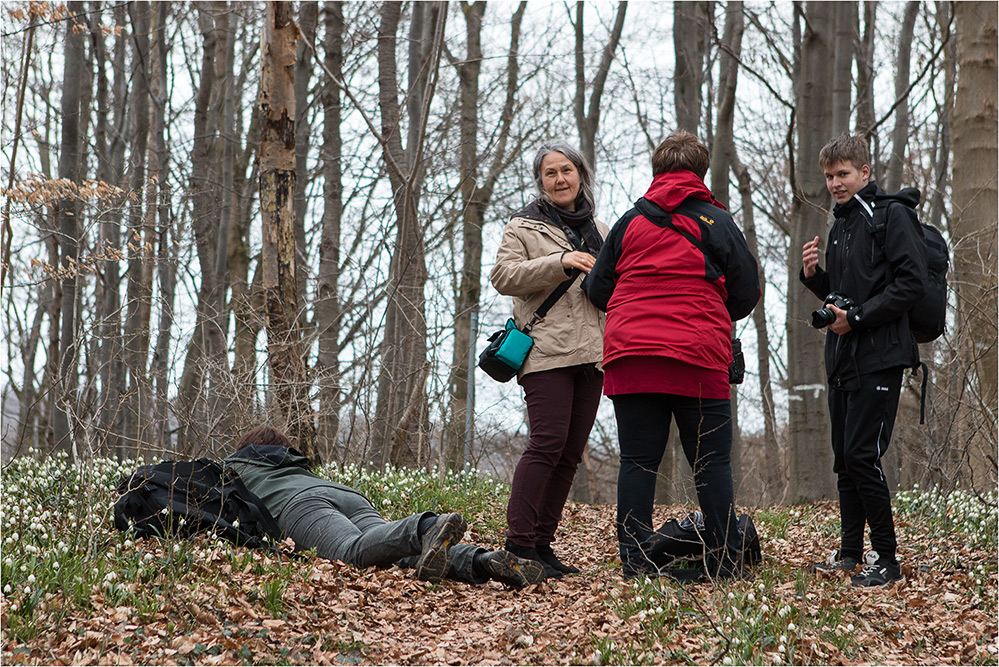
[113,458,282,549]
[642,511,762,577]
[871,188,949,344]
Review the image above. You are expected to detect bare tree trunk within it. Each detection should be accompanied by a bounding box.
[316,0,345,462]
[786,1,838,503]
[928,1,954,232]
[372,1,447,468]
[855,2,877,139]
[148,1,177,457]
[711,0,745,491]
[97,0,130,458]
[674,1,711,133]
[295,2,318,323]
[734,161,781,504]
[122,1,154,458]
[885,1,920,193]
[52,1,87,457]
[260,0,316,460]
[573,1,627,170]
[951,1,998,491]
[443,2,529,473]
[831,1,855,134]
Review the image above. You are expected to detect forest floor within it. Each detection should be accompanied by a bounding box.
[3,497,996,666]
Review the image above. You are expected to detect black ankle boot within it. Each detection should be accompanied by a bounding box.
[504,540,563,579]
[535,544,580,574]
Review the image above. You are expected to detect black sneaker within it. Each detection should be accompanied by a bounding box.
[851,557,903,588]
[504,540,563,579]
[535,544,580,574]
[811,549,861,573]
[478,550,547,588]
[415,513,467,583]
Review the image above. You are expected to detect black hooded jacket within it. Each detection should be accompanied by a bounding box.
[800,182,928,389]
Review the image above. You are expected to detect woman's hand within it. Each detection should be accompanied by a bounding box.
[561,250,595,273]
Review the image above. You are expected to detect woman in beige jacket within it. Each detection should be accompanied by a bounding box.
[489,141,608,578]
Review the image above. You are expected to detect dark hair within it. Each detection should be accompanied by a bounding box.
[233,425,292,453]
[532,140,596,209]
[651,131,710,179]
[818,133,870,171]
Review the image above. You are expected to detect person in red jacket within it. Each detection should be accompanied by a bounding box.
[586,131,760,580]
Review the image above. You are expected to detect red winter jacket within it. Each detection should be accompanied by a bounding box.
[585,171,760,373]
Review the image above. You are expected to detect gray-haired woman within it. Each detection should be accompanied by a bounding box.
[489,141,608,578]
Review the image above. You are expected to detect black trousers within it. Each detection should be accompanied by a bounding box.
[612,393,742,577]
[828,367,902,564]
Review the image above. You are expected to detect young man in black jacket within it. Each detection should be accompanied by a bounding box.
[800,134,928,587]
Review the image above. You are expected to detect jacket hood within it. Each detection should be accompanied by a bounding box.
[230,443,311,469]
[875,186,920,208]
[643,170,725,212]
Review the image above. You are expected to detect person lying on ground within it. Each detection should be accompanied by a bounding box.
[223,425,546,589]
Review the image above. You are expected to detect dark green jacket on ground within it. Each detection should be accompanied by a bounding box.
[223,444,367,520]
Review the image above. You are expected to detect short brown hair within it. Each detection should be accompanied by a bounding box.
[234,425,292,453]
[818,134,870,171]
[651,131,710,179]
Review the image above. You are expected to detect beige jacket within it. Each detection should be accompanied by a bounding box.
[489,203,608,378]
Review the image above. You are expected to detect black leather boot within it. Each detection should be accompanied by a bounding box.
[535,544,580,574]
[504,539,563,578]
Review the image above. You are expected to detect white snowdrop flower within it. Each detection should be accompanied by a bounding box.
[727,592,735,600]
[104,571,117,583]
[23,586,31,595]
[788,622,797,632]
[846,623,854,632]
[124,540,133,549]
[52,561,60,570]
[777,644,786,654]
[58,541,67,551]
[747,592,755,601]
[757,583,765,592]
[761,604,770,614]
[725,616,732,624]
[635,596,643,604]
[3,584,11,594]
[232,518,239,529]
[143,553,154,562]
[160,507,169,515]
[722,657,732,665]
[19,565,27,572]
[779,634,787,644]
[10,603,18,612]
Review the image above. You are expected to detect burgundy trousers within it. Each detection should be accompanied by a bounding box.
[505,364,603,548]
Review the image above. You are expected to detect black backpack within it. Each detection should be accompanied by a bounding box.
[871,189,949,344]
[113,458,282,549]
[642,511,762,581]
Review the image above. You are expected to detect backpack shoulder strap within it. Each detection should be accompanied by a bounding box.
[634,197,721,276]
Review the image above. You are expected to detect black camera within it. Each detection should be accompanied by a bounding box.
[811,292,856,329]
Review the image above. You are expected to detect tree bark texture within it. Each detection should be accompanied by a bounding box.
[885,1,920,193]
[951,1,998,489]
[372,1,447,468]
[673,1,710,133]
[573,1,628,171]
[711,1,745,488]
[52,1,86,456]
[786,0,838,503]
[316,0,345,462]
[260,0,316,461]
